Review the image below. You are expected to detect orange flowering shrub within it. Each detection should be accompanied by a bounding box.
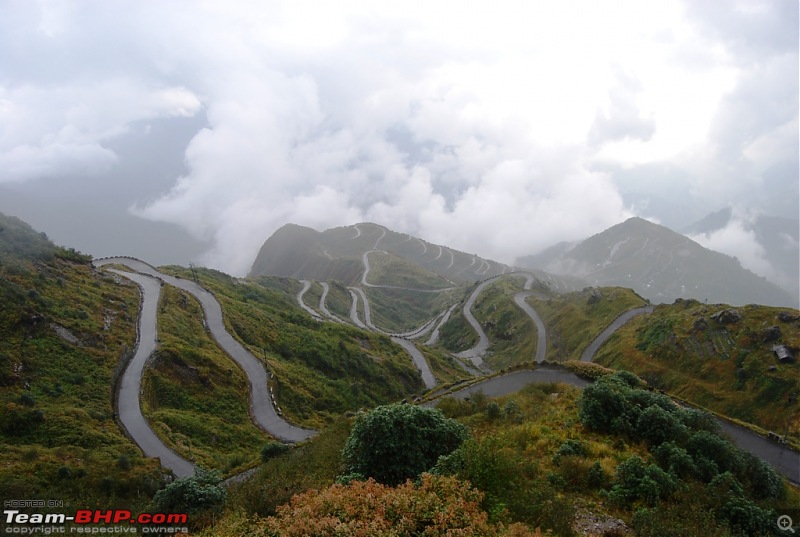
[255,473,543,536]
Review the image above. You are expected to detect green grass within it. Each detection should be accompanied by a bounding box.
[158,266,426,429]
[594,300,800,444]
[366,251,456,290]
[0,220,165,508]
[529,286,648,360]
[436,311,479,352]
[362,285,464,333]
[141,285,269,476]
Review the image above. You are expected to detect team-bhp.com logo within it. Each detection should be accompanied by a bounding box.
[4,509,188,533]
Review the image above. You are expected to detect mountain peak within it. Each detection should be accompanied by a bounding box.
[518,217,796,307]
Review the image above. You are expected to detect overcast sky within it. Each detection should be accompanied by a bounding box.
[0,0,797,276]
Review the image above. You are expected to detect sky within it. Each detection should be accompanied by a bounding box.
[0,0,797,279]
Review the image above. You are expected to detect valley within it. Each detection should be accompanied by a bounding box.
[2,213,798,535]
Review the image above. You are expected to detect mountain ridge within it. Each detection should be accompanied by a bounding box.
[517,216,796,308]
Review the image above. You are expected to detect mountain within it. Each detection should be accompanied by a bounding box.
[683,207,799,300]
[516,217,796,307]
[249,222,513,285]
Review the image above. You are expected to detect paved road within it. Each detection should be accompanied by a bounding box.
[317,282,343,323]
[96,258,316,445]
[579,306,655,362]
[425,304,458,346]
[297,280,323,320]
[107,269,196,478]
[391,337,437,389]
[455,272,539,368]
[456,276,502,368]
[513,292,547,363]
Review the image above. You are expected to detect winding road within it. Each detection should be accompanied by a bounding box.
[513,292,547,363]
[99,256,799,486]
[106,269,196,478]
[95,257,316,475]
[580,305,655,362]
[455,276,501,368]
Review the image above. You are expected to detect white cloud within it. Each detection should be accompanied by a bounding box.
[688,209,778,283]
[0,0,796,276]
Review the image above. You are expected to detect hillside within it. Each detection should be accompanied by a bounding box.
[517,217,796,308]
[248,222,506,284]
[3,211,798,535]
[208,373,798,536]
[0,212,165,508]
[591,299,800,445]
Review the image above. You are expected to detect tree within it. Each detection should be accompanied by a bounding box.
[341,404,469,486]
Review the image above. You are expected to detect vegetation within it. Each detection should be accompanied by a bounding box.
[529,286,648,360]
[151,466,226,515]
[341,404,469,485]
[158,266,426,429]
[0,212,165,509]
[436,277,539,368]
[141,285,269,475]
[219,475,541,536]
[437,310,478,352]
[594,300,800,443]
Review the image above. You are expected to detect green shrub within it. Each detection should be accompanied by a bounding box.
[341,404,469,486]
[586,461,607,488]
[151,467,226,515]
[486,402,501,420]
[261,442,290,462]
[635,405,687,446]
[607,455,676,506]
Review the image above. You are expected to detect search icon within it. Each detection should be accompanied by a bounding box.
[778,515,795,533]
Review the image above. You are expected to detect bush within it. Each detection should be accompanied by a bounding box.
[341,404,469,486]
[261,442,290,462]
[486,402,501,420]
[652,442,696,479]
[258,474,542,536]
[607,455,676,506]
[553,439,588,465]
[587,461,607,488]
[635,405,687,446]
[739,452,785,501]
[151,467,226,515]
[578,376,632,434]
[686,431,743,479]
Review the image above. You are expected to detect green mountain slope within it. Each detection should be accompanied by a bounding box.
[210,375,798,536]
[592,299,800,445]
[158,266,427,429]
[0,212,165,508]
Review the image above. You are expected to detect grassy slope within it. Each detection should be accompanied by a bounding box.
[207,379,800,536]
[471,279,538,369]
[594,299,800,443]
[362,285,464,333]
[141,285,269,476]
[159,267,426,429]
[529,287,648,361]
[0,216,163,508]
